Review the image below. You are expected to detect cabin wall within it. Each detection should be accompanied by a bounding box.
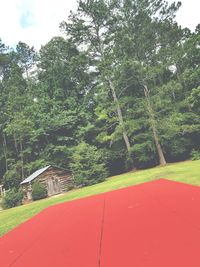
[22,167,74,200]
[37,167,74,195]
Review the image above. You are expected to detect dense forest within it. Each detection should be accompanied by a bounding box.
[0,0,200,190]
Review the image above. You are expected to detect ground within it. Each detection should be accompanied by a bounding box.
[0,159,200,236]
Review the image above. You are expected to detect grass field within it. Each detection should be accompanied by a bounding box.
[0,160,200,236]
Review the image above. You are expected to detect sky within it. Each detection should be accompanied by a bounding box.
[0,0,199,50]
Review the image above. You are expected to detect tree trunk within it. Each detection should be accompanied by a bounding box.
[143,85,167,166]
[97,34,133,166]
[19,136,24,179]
[13,133,18,153]
[107,78,131,152]
[2,132,8,172]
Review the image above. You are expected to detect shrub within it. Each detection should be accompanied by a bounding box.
[70,142,108,186]
[2,189,23,209]
[32,181,48,201]
[3,163,22,189]
[191,150,200,161]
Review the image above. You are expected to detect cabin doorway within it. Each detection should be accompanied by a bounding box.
[47,177,61,196]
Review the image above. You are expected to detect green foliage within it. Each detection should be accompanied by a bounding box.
[0,1,200,191]
[191,150,200,161]
[32,181,48,201]
[24,159,49,175]
[188,86,200,113]
[2,189,23,209]
[130,141,157,168]
[15,41,36,73]
[3,162,23,189]
[70,142,108,186]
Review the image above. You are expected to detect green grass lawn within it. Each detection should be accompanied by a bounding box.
[0,160,200,236]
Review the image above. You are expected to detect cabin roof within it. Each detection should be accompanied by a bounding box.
[20,165,71,185]
[20,166,51,185]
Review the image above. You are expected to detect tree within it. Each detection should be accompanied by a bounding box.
[106,0,183,165]
[70,142,108,186]
[60,0,133,158]
[15,42,36,80]
[0,39,10,79]
[189,86,200,114]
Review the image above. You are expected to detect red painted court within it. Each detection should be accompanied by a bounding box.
[1,179,200,267]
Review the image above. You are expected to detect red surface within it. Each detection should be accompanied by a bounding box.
[1,179,200,267]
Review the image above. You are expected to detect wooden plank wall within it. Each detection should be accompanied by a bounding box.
[37,167,74,193]
[22,167,74,200]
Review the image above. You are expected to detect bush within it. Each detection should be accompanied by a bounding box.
[2,189,23,209]
[191,150,200,161]
[70,142,108,186]
[3,163,22,189]
[32,181,48,201]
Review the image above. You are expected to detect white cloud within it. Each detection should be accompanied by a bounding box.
[166,0,199,31]
[0,0,77,50]
[176,0,200,31]
[0,0,199,50]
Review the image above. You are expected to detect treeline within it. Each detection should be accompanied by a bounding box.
[0,0,200,189]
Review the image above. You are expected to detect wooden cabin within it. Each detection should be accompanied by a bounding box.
[20,165,74,201]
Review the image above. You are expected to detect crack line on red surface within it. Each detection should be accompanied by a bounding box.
[7,205,73,267]
[98,196,106,267]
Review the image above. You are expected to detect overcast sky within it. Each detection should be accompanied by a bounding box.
[0,0,199,50]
